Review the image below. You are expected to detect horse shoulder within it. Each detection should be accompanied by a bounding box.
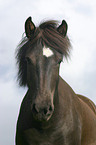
[58,77,96,144]
[58,77,82,144]
[77,94,96,144]
[77,94,96,115]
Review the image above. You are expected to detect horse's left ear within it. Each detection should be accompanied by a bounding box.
[57,20,68,37]
[25,17,36,38]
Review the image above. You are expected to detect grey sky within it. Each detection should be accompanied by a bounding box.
[0,0,96,145]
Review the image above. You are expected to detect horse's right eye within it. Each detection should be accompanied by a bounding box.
[25,57,32,63]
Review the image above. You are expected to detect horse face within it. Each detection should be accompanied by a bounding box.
[26,44,63,121]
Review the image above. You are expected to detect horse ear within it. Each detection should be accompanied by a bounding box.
[57,20,68,37]
[25,17,36,38]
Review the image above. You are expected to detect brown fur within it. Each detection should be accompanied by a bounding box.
[77,95,96,115]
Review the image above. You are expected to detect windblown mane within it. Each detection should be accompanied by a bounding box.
[16,20,71,86]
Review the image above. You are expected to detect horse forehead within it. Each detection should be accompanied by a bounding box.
[43,46,54,57]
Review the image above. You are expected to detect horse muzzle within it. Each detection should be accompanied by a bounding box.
[31,102,54,121]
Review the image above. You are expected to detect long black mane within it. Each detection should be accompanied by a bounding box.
[16,20,71,86]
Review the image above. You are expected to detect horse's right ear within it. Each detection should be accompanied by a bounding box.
[25,17,36,38]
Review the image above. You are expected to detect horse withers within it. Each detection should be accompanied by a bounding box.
[15,17,96,145]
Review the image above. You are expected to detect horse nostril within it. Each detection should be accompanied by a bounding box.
[32,103,53,118]
[32,104,39,113]
[44,108,48,115]
[49,105,53,111]
[43,105,53,115]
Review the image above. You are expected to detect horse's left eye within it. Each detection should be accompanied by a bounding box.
[54,59,62,67]
[54,54,63,65]
[56,57,62,65]
[58,60,62,64]
[25,57,32,63]
[52,55,62,66]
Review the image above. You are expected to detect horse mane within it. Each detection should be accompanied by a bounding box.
[16,20,71,86]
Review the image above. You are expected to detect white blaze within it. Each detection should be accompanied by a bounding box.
[43,46,54,57]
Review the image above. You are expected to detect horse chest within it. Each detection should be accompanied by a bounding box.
[24,128,64,145]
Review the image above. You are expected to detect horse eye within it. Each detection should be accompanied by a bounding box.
[56,57,62,64]
[25,57,31,63]
[53,59,62,67]
[57,60,62,65]
[54,54,63,65]
[25,56,36,66]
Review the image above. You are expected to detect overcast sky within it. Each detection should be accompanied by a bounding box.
[0,0,96,145]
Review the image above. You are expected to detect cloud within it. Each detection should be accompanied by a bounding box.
[0,79,27,145]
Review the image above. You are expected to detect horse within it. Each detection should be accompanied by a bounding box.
[15,17,96,145]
